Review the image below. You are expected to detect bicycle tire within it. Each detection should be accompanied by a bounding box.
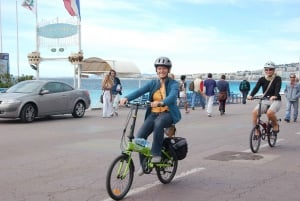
[156,146,178,184]
[250,126,261,153]
[267,126,277,147]
[106,154,134,200]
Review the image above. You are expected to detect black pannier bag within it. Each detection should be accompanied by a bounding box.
[163,137,188,160]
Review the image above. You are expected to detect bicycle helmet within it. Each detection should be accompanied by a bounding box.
[264,61,276,69]
[154,56,172,68]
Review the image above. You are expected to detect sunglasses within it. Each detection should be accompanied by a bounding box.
[290,77,296,78]
[264,68,274,72]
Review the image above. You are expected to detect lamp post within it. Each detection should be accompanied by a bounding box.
[27,51,41,79]
[68,51,83,88]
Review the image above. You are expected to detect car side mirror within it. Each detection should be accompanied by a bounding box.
[40,89,50,95]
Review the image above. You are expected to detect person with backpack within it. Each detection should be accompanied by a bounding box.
[239,79,250,104]
[190,76,206,110]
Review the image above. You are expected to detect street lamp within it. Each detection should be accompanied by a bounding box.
[68,51,83,88]
[27,51,41,79]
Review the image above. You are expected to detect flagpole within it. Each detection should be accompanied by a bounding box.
[16,0,20,78]
[0,0,2,53]
[77,17,81,88]
[35,0,39,79]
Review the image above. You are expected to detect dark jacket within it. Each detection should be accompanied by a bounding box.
[111,77,122,95]
[250,76,282,100]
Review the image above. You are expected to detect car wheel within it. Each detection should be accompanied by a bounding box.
[72,101,85,118]
[20,103,36,123]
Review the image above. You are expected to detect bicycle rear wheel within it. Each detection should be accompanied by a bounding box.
[156,146,178,184]
[250,126,261,153]
[267,126,277,147]
[106,154,134,200]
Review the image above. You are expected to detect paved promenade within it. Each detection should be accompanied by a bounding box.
[0,97,299,201]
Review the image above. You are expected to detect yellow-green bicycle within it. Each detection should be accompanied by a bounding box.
[106,102,179,200]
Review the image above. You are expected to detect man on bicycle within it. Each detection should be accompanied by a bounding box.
[247,61,282,135]
[120,56,181,174]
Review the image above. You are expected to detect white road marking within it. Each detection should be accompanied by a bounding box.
[101,167,206,201]
[296,132,300,135]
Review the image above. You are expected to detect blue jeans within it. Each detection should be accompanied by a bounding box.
[285,100,299,121]
[191,92,206,109]
[136,112,172,164]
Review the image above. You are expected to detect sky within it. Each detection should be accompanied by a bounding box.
[1,0,300,78]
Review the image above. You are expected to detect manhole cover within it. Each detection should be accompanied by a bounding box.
[205,151,263,161]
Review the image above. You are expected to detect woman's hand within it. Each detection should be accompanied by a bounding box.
[151,101,164,107]
[119,98,128,106]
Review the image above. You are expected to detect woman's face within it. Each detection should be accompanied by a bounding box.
[264,68,275,77]
[156,66,169,79]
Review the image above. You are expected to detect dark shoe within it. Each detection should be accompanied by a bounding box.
[284,118,290,123]
[294,119,297,122]
[192,107,195,110]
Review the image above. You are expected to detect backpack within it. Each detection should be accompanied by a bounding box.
[189,81,194,91]
[240,80,249,91]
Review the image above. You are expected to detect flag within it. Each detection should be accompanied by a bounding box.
[63,0,81,20]
[22,0,36,13]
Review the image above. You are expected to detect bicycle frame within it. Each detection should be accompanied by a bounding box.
[119,102,174,172]
[106,102,179,200]
[249,97,277,153]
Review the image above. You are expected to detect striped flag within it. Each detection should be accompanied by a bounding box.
[63,0,81,20]
[22,0,36,13]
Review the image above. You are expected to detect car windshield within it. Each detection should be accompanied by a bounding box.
[6,81,42,93]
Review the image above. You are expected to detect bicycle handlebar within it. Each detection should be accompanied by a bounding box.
[250,96,271,100]
[125,101,151,107]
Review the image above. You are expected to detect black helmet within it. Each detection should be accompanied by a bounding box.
[154,56,172,68]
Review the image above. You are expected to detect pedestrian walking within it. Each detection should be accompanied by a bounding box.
[203,73,217,117]
[239,79,250,104]
[101,74,114,118]
[190,76,205,110]
[217,74,230,115]
[109,69,122,117]
[284,73,300,122]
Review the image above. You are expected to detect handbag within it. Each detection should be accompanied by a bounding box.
[218,91,227,101]
[100,91,104,103]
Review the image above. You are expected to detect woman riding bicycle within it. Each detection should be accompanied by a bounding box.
[119,56,181,174]
[247,61,282,135]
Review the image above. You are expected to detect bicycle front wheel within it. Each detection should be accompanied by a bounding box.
[106,154,134,200]
[250,126,261,153]
[267,126,277,147]
[156,146,178,184]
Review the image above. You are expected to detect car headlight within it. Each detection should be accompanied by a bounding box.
[1,99,22,104]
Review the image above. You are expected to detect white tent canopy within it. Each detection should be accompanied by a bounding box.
[80,57,141,78]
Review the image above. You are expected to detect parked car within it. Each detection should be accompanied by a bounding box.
[0,80,91,123]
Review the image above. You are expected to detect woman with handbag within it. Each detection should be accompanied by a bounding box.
[101,74,114,118]
[217,74,230,115]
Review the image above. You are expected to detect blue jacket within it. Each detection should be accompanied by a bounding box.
[125,78,181,124]
[217,79,230,96]
[204,78,217,96]
[284,83,300,101]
